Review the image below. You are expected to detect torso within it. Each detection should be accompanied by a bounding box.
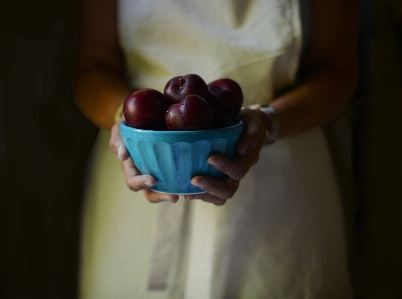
[79,1,354,298]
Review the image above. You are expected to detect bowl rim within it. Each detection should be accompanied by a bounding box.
[120,119,244,134]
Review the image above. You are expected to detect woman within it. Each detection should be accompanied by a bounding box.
[74,0,360,298]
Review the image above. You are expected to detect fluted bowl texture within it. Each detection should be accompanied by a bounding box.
[120,120,244,194]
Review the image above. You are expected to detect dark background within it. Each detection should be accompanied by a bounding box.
[0,0,401,298]
[0,1,98,298]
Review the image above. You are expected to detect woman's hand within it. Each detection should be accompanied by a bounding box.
[109,119,180,203]
[184,108,268,205]
[109,108,267,206]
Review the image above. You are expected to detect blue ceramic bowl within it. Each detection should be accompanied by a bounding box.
[120,120,244,194]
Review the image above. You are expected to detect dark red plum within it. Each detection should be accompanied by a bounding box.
[207,78,243,117]
[164,74,209,105]
[123,88,170,130]
[165,95,213,130]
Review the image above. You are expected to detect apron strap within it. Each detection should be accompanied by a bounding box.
[147,200,191,290]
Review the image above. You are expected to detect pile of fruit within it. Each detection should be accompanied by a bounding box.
[123,74,243,131]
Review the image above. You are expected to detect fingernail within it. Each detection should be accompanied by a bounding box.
[144,179,154,187]
[192,179,205,188]
[170,197,179,203]
[237,140,249,156]
[117,144,124,160]
[208,158,220,167]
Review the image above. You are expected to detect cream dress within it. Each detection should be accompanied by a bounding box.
[79,0,354,298]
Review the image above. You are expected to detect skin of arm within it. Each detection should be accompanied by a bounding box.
[74,0,360,205]
[74,0,128,130]
[269,0,360,138]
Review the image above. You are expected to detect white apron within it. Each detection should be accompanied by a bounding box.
[79,0,354,298]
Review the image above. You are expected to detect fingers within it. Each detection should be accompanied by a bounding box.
[207,156,246,181]
[111,119,180,203]
[184,192,227,206]
[236,108,267,156]
[110,120,130,161]
[207,146,260,181]
[184,144,261,205]
[121,158,179,203]
[143,189,180,203]
[121,158,155,190]
[185,175,239,205]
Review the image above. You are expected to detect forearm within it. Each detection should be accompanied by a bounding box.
[270,64,358,138]
[74,68,131,130]
[74,0,128,130]
[267,0,360,139]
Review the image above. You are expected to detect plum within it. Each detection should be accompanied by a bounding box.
[164,74,209,105]
[165,95,213,130]
[123,88,170,130]
[207,78,243,117]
